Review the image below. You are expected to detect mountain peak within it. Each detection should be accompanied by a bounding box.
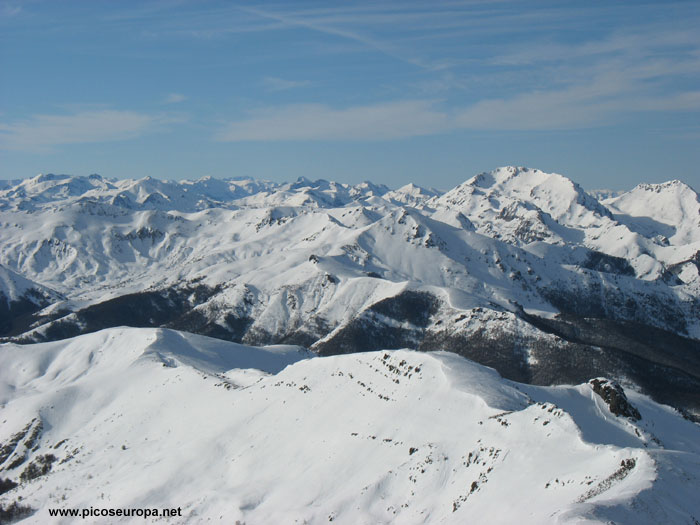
[633,179,697,195]
[31,173,64,183]
[439,166,611,227]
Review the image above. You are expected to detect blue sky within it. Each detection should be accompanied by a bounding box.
[1,0,699,190]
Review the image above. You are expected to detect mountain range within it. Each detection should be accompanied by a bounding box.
[0,166,699,422]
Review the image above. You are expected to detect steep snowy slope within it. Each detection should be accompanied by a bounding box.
[0,328,698,524]
[0,265,58,305]
[0,265,62,337]
[1,168,699,419]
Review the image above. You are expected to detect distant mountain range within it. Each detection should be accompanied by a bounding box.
[1,167,699,418]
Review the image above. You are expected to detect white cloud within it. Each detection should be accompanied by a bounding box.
[164,93,187,104]
[216,101,449,141]
[0,110,178,152]
[262,77,310,92]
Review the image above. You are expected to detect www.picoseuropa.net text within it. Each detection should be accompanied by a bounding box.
[48,506,182,519]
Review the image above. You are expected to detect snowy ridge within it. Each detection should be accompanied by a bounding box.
[0,327,699,524]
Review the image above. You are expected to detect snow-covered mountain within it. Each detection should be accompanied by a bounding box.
[0,168,699,420]
[1,327,699,524]
[604,180,700,246]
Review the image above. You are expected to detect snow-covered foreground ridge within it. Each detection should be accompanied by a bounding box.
[0,327,699,524]
[1,166,699,418]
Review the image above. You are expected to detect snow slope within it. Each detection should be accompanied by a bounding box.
[0,265,58,305]
[605,180,700,245]
[0,328,698,524]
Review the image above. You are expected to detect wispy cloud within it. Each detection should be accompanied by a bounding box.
[237,5,449,71]
[9,2,697,144]
[0,110,181,152]
[493,27,700,66]
[164,93,186,104]
[461,25,700,128]
[87,2,700,80]
[216,79,700,141]
[453,67,700,130]
[262,77,310,92]
[215,101,448,141]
